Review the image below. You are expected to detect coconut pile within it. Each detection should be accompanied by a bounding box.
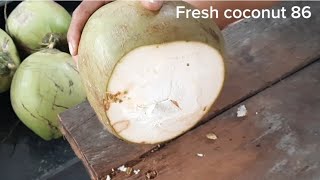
[1,0,225,143]
[1,0,86,140]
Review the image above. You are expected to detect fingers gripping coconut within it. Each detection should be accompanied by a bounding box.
[6,0,71,55]
[78,1,225,144]
[0,29,20,93]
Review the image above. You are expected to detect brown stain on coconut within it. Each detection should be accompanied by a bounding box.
[112,120,130,133]
[103,91,128,111]
[170,100,181,109]
[203,106,207,111]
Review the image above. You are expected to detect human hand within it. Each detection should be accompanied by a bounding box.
[67,0,163,65]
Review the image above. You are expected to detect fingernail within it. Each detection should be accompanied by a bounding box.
[148,0,162,8]
[68,42,75,56]
[73,55,79,70]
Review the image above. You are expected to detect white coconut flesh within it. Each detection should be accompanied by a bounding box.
[106,41,224,144]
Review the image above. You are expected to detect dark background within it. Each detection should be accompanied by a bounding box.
[0,1,89,180]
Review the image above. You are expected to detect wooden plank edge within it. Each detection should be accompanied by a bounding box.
[58,114,97,180]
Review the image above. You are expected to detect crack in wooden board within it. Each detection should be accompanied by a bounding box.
[58,1,320,179]
[114,58,320,180]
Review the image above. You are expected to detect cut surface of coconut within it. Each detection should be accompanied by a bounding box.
[106,41,224,144]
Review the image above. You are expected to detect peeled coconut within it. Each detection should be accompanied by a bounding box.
[78,1,225,144]
[10,49,86,140]
[6,0,71,55]
[0,28,20,93]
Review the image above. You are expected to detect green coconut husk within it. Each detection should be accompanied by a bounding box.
[10,49,86,140]
[0,28,20,93]
[6,0,71,56]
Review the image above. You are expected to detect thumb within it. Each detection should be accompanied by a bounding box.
[140,0,163,11]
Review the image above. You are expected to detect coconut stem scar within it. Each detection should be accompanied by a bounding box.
[176,6,287,19]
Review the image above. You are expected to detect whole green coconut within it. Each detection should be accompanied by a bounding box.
[11,49,86,140]
[0,28,20,93]
[6,0,71,55]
